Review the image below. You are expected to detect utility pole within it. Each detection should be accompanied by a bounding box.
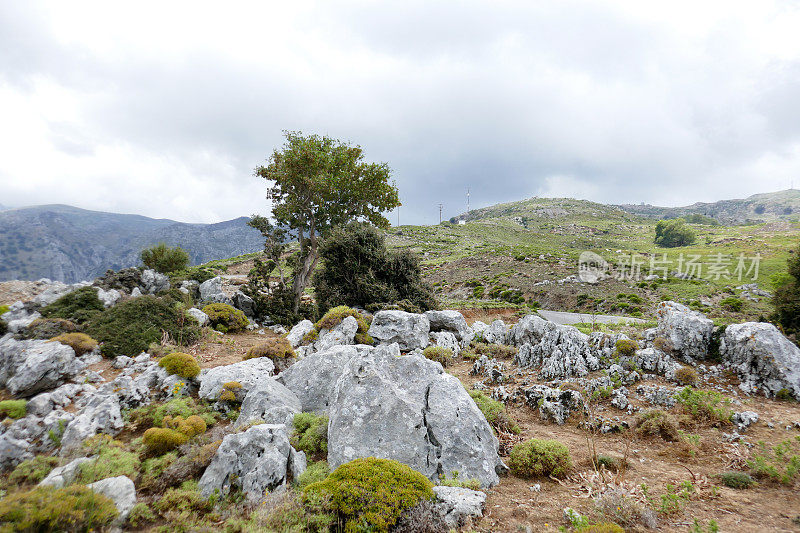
[438,203,443,224]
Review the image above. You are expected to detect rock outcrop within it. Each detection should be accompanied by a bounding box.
[368,311,430,351]
[655,301,714,359]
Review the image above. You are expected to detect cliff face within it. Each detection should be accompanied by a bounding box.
[0,205,263,282]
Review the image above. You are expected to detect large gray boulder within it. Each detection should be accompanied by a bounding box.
[277,344,374,412]
[721,322,800,399]
[233,291,256,318]
[88,476,137,522]
[327,345,503,487]
[0,434,34,471]
[32,281,90,307]
[655,301,714,359]
[367,311,430,351]
[199,424,297,502]
[0,337,84,397]
[95,288,121,308]
[40,457,92,488]
[60,393,124,451]
[425,310,473,346]
[286,320,314,348]
[199,276,232,305]
[312,316,358,352]
[198,358,276,401]
[140,269,170,294]
[234,377,301,428]
[483,319,509,345]
[511,315,599,379]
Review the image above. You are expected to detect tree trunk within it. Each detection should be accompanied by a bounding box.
[292,221,318,313]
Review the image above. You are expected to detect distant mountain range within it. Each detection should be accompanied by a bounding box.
[0,205,264,283]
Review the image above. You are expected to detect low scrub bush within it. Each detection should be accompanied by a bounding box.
[719,471,754,489]
[292,412,329,456]
[244,337,295,367]
[8,455,59,485]
[0,400,27,419]
[143,427,190,455]
[141,242,190,274]
[218,381,243,403]
[152,480,214,527]
[508,438,572,479]
[308,305,373,345]
[128,502,157,528]
[159,352,201,379]
[304,457,434,532]
[139,451,178,491]
[594,490,658,530]
[437,471,481,491]
[461,342,516,361]
[23,318,78,339]
[40,286,105,324]
[126,397,218,429]
[155,438,223,492]
[675,387,732,425]
[614,339,638,357]
[422,346,454,367]
[296,460,330,489]
[634,409,680,441]
[77,444,140,484]
[48,332,98,356]
[85,295,201,357]
[469,390,520,434]
[202,303,248,333]
[0,485,117,532]
[224,492,334,533]
[576,524,625,533]
[720,296,743,312]
[747,437,800,485]
[674,365,698,386]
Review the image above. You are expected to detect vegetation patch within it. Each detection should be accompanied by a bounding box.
[23,318,78,339]
[7,455,59,485]
[244,337,295,362]
[675,387,732,425]
[40,286,105,324]
[159,352,201,379]
[674,365,699,386]
[0,485,118,532]
[77,442,140,484]
[422,346,454,367]
[508,438,572,479]
[126,397,218,429]
[634,409,680,441]
[141,242,190,274]
[296,460,330,489]
[461,342,516,360]
[292,412,329,456]
[0,400,27,420]
[747,437,800,485]
[308,305,373,345]
[48,332,98,356]
[469,390,520,434]
[719,471,754,489]
[614,339,638,357]
[202,303,249,333]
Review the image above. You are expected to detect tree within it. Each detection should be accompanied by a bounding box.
[654,219,696,247]
[254,132,400,312]
[140,243,190,273]
[313,222,436,312]
[772,244,800,337]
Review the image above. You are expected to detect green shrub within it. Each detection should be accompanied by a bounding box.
[143,427,190,455]
[141,242,190,274]
[77,445,140,484]
[437,471,481,490]
[218,381,243,403]
[675,387,732,425]
[139,452,178,491]
[159,352,201,379]
[128,502,157,528]
[23,318,78,339]
[719,471,754,489]
[244,337,296,362]
[40,286,105,324]
[469,390,520,434]
[654,219,696,247]
[292,412,329,456]
[720,296,743,312]
[634,409,680,441]
[126,397,218,428]
[576,523,625,533]
[0,400,27,419]
[296,460,330,488]
[422,346,454,367]
[508,439,572,479]
[164,414,207,437]
[85,295,201,357]
[8,456,59,485]
[674,365,698,386]
[202,303,248,333]
[310,305,373,345]
[614,339,638,357]
[461,342,516,360]
[747,437,800,485]
[48,332,98,356]
[152,480,213,519]
[304,457,434,532]
[0,485,118,532]
[225,492,334,532]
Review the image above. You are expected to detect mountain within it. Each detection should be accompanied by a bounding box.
[616,189,800,225]
[452,196,634,224]
[0,204,264,282]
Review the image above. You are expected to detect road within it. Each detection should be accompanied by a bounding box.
[537,309,647,326]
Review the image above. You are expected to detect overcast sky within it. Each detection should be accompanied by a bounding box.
[2,1,800,225]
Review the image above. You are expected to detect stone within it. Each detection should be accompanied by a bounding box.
[60,393,124,451]
[2,301,41,334]
[286,320,315,348]
[512,315,599,379]
[430,331,461,357]
[186,308,210,327]
[523,385,584,425]
[483,319,509,345]
[655,301,714,359]
[199,276,232,305]
[632,348,679,377]
[140,269,170,294]
[0,337,84,397]
[367,310,430,351]
[234,377,302,428]
[313,316,358,352]
[233,291,256,318]
[636,385,677,407]
[88,476,137,522]
[39,457,92,488]
[433,486,486,528]
[471,356,506,383]
[327,345,503,487]
[199,358,276,402]
[32,281,89,307]
[0,434,34,471]
[424,310,473,345]
[732,411,759,432]
[95,288,121,308]
[721,322,800,399]
[277,344,374,412]
[611,388,630,410]
[100,375,151,409]
[199,424,295,502]
[131,287,142,298]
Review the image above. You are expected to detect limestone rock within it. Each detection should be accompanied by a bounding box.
[199,276,232,305]
[88,476,137,522]
[186,308,210,327]
[433,486,486,528]
[198,358,276,402]
[425,310,473,345]
[0,337,84,397]
[367,311,430,351]
[655,301,714,359]
[234,377,301,429]
[140,269,170,294]
[286,320,314,348]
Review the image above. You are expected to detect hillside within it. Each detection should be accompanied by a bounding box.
[0,205,263,283]
[617,189,800,225]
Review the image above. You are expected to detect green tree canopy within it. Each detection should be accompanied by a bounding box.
[140,243,190,273]
[772,243,800,337]
[254,132,400,312]
[654,219,696,247]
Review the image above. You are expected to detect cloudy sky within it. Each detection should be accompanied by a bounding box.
[2,1,800,225]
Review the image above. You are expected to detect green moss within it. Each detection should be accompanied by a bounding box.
[140,452,178,491]
[292,412,329,456]
[143,427,190,455]
[469,390,520,434]
[0,400,27,420]
[77,445,140,484]
[202,303,249,333]
[304,457,434,532]
[508,438,572,479]
[40,286,104,324]
[296,460,330,489]
[310,306,373,345]
[0,485,118,532]
[422,346,454,367]
[159,352,201,379]
[47,332,98,356]
[8,456,60,485]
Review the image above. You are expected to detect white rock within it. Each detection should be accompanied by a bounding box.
[186,308,210,327]
[286,320,315,348]
[367,310,430,351]
[39,457,92,488]
[88,476,137,522]
[655,301,714,359]
[198,358,276,402]
[433,486,486,528]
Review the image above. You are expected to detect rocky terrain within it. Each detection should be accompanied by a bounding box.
[0,273,799,531]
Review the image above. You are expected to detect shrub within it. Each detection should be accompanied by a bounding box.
[296,460,330,488]
[85,295,201,357]
[594,490,658,530]
[634,409,680,441]
[8,456,59,485]
[437,471,480,491]
[23,317,78,339]
[720,296,743,312]
[292,412,329,456]
[139,452,178,491]
[0,485,117,532]
[654,219,696,247]
[461,342,517,360]
[128,502,157,528]
[614,339,638,357]
[773,243,800,337]
[143,427,190,455]
[154,438,222,492]
[422,346,454,367]
[141,242,190,274]
[226,492,334,532]
[202,303,248,333]
[675,387,732,425]
[304,457,434,532]
[48,332,98,356]
[218,381,243,403]
[508,439,572,479]
[0,400,27,419]
[159,352,201,379]
[40,286,105,324]
[747,437,800,485]
[653,336,674,354]
[313,222,437,313]
[164,414,207,437]
[674,365,698,386]
[311,305,373,345]
[469,390,520,434]
[719,471,754,489]
[77,445,140,484]
[244,337,296,364]
[153,480,213,516]
[576,524,625,533]
[127,397,218,429]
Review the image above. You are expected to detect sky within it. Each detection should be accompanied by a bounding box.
[2,1,800,225]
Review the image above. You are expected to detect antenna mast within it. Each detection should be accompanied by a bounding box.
[438,203,443,224]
